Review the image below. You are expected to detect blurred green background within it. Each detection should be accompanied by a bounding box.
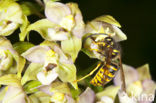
[62,0,156,81]
[8,0,156,81]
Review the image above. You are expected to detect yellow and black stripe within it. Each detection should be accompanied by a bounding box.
[90,63,118,86]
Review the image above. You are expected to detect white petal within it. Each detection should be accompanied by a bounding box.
[65,95,76,103]
[112,25,127,41]
[45,2,71,25]
[60,15,74,31]
[0,22,18,34]
[54,45,73,64]
[78,87,95,103]
[72,13,85,38]
[118,91,137,103]
[139,79,156,103]
[114,64,139,86]
[38,85,53,95]
[48,28,68,41]
[85,21,103,34]
[22,46,51,63]
[0,2,23,23]
[142,79,156,94]
[126,81,143,98]
[37,69,58,85]
[101,96,113,103]
[2,86,26,103]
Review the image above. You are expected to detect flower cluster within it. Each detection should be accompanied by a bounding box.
[0,0,155,103]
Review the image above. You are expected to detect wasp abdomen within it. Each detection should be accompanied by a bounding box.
[90,63,118,86]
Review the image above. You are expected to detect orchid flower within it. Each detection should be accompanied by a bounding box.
[22,41,78,89]
[114,64,156,103]
[0,74,28,103]
[45,1,85,61]
[45,1,85,38]
[37,81,75,103]
[0,0,22,36]
[0,36,25,77]
[82,15,127,60]
[96,86,120,103]
[20,1,85,62]
[0,0,30,41]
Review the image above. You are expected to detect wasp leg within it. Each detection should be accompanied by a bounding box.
[74,62,102,82]
[118,52,126,92]
[89,48,101,52]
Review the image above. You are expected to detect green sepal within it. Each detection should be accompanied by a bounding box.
[19,19,63,41]
[21,63,43,85]
[56,63,78,89]
[50,81,71,95]
[94,15,121,28]
[23,80,42,94]
[0,74,21,87]
[70,87,81,99]
[13,41,34,54]
[96,85,120,100]
[29,91,51,103]
[137,64,151,81]
[61,36,81,62]
[20,1,42,16]
[19,15,30,41]
[16,56,26,78]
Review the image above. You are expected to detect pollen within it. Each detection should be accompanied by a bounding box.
[51,92,65,102]
[65,15,74,21]
[46,50,55,57]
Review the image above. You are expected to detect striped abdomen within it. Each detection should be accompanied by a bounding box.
[90,63,118,86]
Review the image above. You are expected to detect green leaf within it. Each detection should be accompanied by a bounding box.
[56,63,78,89]
[61,36,81,62]
[13,41,34,54]
[0,74,21,87]
[21,63,43,85]
[29,91,51,103]
[24,80,42,94]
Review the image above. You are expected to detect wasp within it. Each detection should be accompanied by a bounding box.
[75,33,126,91]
